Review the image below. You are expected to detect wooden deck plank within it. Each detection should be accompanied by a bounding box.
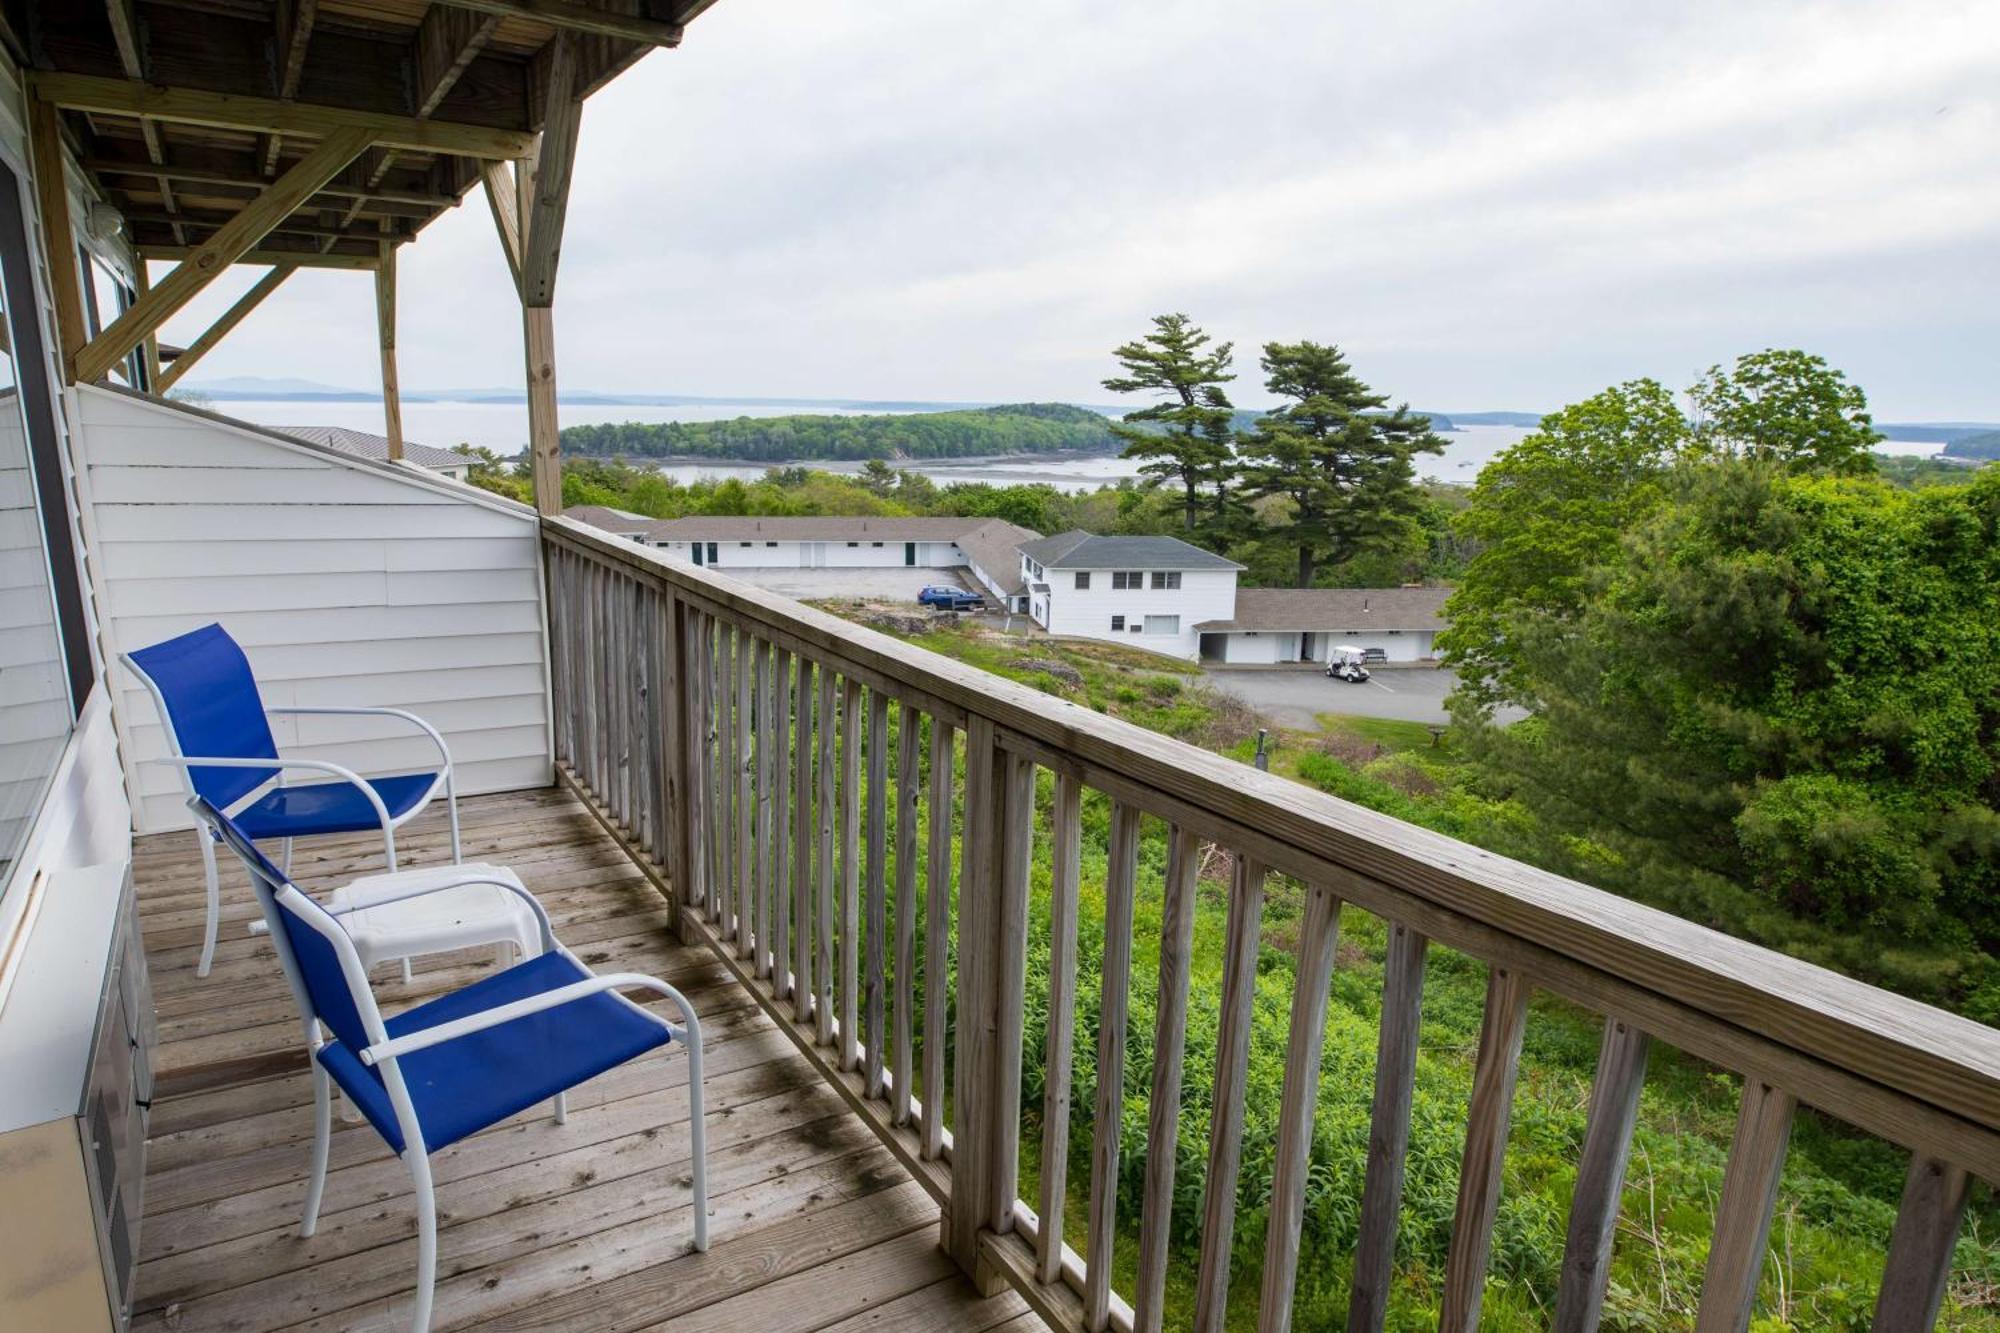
[130,788,1036,1333]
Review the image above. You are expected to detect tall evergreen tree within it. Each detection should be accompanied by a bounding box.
[1236,341,1443,586]
[1101,314,1237,531]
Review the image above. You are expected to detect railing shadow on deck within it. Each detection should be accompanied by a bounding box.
[539,515,2000,1333]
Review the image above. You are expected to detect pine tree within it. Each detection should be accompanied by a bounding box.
[1101,314,1237,531]
[1236,341,1443,586]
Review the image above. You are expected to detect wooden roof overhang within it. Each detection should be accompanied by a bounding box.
[6,1,720,505]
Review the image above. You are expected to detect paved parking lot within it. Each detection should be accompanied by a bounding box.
[1203,664,1461,727]
[710,566,979,604]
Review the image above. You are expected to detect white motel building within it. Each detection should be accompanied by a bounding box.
[569,508,1448,665]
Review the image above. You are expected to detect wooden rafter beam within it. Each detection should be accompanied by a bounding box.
[446,1,684,48]
[137,244,376,271]
[121,209,408,243]
[521,32,582,308]
[76,126,372,384]
[416,7,501,119]
[263,0,319,175]
[84,155,456,211]
[105,0,144,78]
[154,263,295,393]
[32,73,536,160]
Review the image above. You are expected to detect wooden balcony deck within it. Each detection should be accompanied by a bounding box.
[129,788,1036,1333]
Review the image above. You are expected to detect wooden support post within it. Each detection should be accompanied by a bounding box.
[154,263,296,393]
[375,238,402,459]
[75,125,371,384]
[481,159,524,295]
[524,304,560,513]
[1554,1019,1652,1331]
[27,98,86,381]
[522,32,581,308]
[1695,1079,1796,1333]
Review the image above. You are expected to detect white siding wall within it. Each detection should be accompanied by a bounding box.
[659,539,960,570]
[74,389,552,834]
[1034,568,1238,661]
[1217,628,1436,664]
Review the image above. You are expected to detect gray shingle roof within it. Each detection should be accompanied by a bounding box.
[1016,530,1244,571]
[1194,586,1450,632]
[277,425,475,471]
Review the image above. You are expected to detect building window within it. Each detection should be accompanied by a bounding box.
[1151,571,1181,590]
[1075,572,1090,590]
[740,541,753,547]
[847,541,859,547]
[871,541,884,547]
[765,541,778,547]
[1144,615,1180,635]
[1112,571,1139,590]
[1110,615,1124,631]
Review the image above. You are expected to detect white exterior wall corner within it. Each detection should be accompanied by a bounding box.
[73,388,554,834]
[1035,567,1237,661]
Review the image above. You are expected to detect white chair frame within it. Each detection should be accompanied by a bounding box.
[124,649,463,978]
[226,843,707,1333]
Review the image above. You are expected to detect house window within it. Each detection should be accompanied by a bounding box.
[1110,615,1124,631]
[1144,615,1180,635]
[1075,572,1090,590]
[1111,571,1136,590]
[1151,571,1181,590]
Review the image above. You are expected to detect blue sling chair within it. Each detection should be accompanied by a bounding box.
[124,622,463,977]
[189,795,709,1333]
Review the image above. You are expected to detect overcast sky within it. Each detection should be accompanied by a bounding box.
[162,0,2000,419]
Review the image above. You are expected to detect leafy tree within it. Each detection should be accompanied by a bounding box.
[1235,340,1443,586]
[1438,378,1694,710]
[1101,313,1238,531]
[1460,461,2000,948]
[1687,348,1881,474]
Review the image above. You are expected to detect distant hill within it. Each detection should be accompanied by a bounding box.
[562,402,1122,461]
[1943,429,2000,461]
[1877,422,2000,445]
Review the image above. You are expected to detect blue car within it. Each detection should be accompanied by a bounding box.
[918,586,984,611]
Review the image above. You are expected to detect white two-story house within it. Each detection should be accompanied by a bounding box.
[1020,531,1244,660]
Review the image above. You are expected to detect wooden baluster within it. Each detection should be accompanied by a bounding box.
[1873,1154,1970,1331]
[576,560,597,791]
[840,677,863,1071]
[1135,825,1202,1333]
[947,718,1001,1271]
[610,575,629,823]
[1258,882,1346,1333]
[990,750,1033,1236]
[1037,771,1084,1285]
[1554,1019,1652,1332]
[546,549,568,764]
[792,655,816,1023]
[864,687,890,1099]
[814,666,837,1045]
[922,716,955,1160]
[671,599,701,918]
[717,622,735,930]
[1440,965,1533,1332]
[637,589,658,858]
[893,702,921,1125]
[1084,801,1142,1333]
[754,638,775,976]
[771,646,792,997]
[1348,923,1429,1331]
[1695,1079,1796,1333]
[735,630,755,958]
[1193,854,1269,1332]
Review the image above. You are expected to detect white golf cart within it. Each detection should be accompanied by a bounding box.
[1325,645,1372,684]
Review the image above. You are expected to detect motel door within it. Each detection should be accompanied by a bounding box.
[905,542,917,566]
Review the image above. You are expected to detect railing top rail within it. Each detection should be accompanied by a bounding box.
[543,516,2000,1157]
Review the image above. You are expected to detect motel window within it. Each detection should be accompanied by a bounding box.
[1075,572,1090,590]
[1144,615,1180,635]
[740,541,752,547]
[1110,615,1124,631]
[871,541,883,547]
[765,541,778,547]
[847,541,859,547]
[1151,571,1181,590]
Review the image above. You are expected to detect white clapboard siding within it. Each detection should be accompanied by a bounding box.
[75,388,553,834]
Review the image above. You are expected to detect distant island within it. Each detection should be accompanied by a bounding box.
[563,403,1124,461]
[1942,428,2000,461]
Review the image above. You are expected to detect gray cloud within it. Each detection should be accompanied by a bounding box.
[166,0,2000,419]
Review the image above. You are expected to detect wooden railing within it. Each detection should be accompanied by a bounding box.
[540,516,2000,1333]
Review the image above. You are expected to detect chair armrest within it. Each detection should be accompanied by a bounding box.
[147,754,394,829]
[323,874,555,954]
[264,706,453,773]
[358,969,698,1065]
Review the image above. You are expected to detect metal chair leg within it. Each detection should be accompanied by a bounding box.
[553,1091,568,1124]
[196,830,221,978]
[408,1150,438,1333]
[685,1015,708,1252]
[281,837,294,875]
[301,1066,332,1237]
